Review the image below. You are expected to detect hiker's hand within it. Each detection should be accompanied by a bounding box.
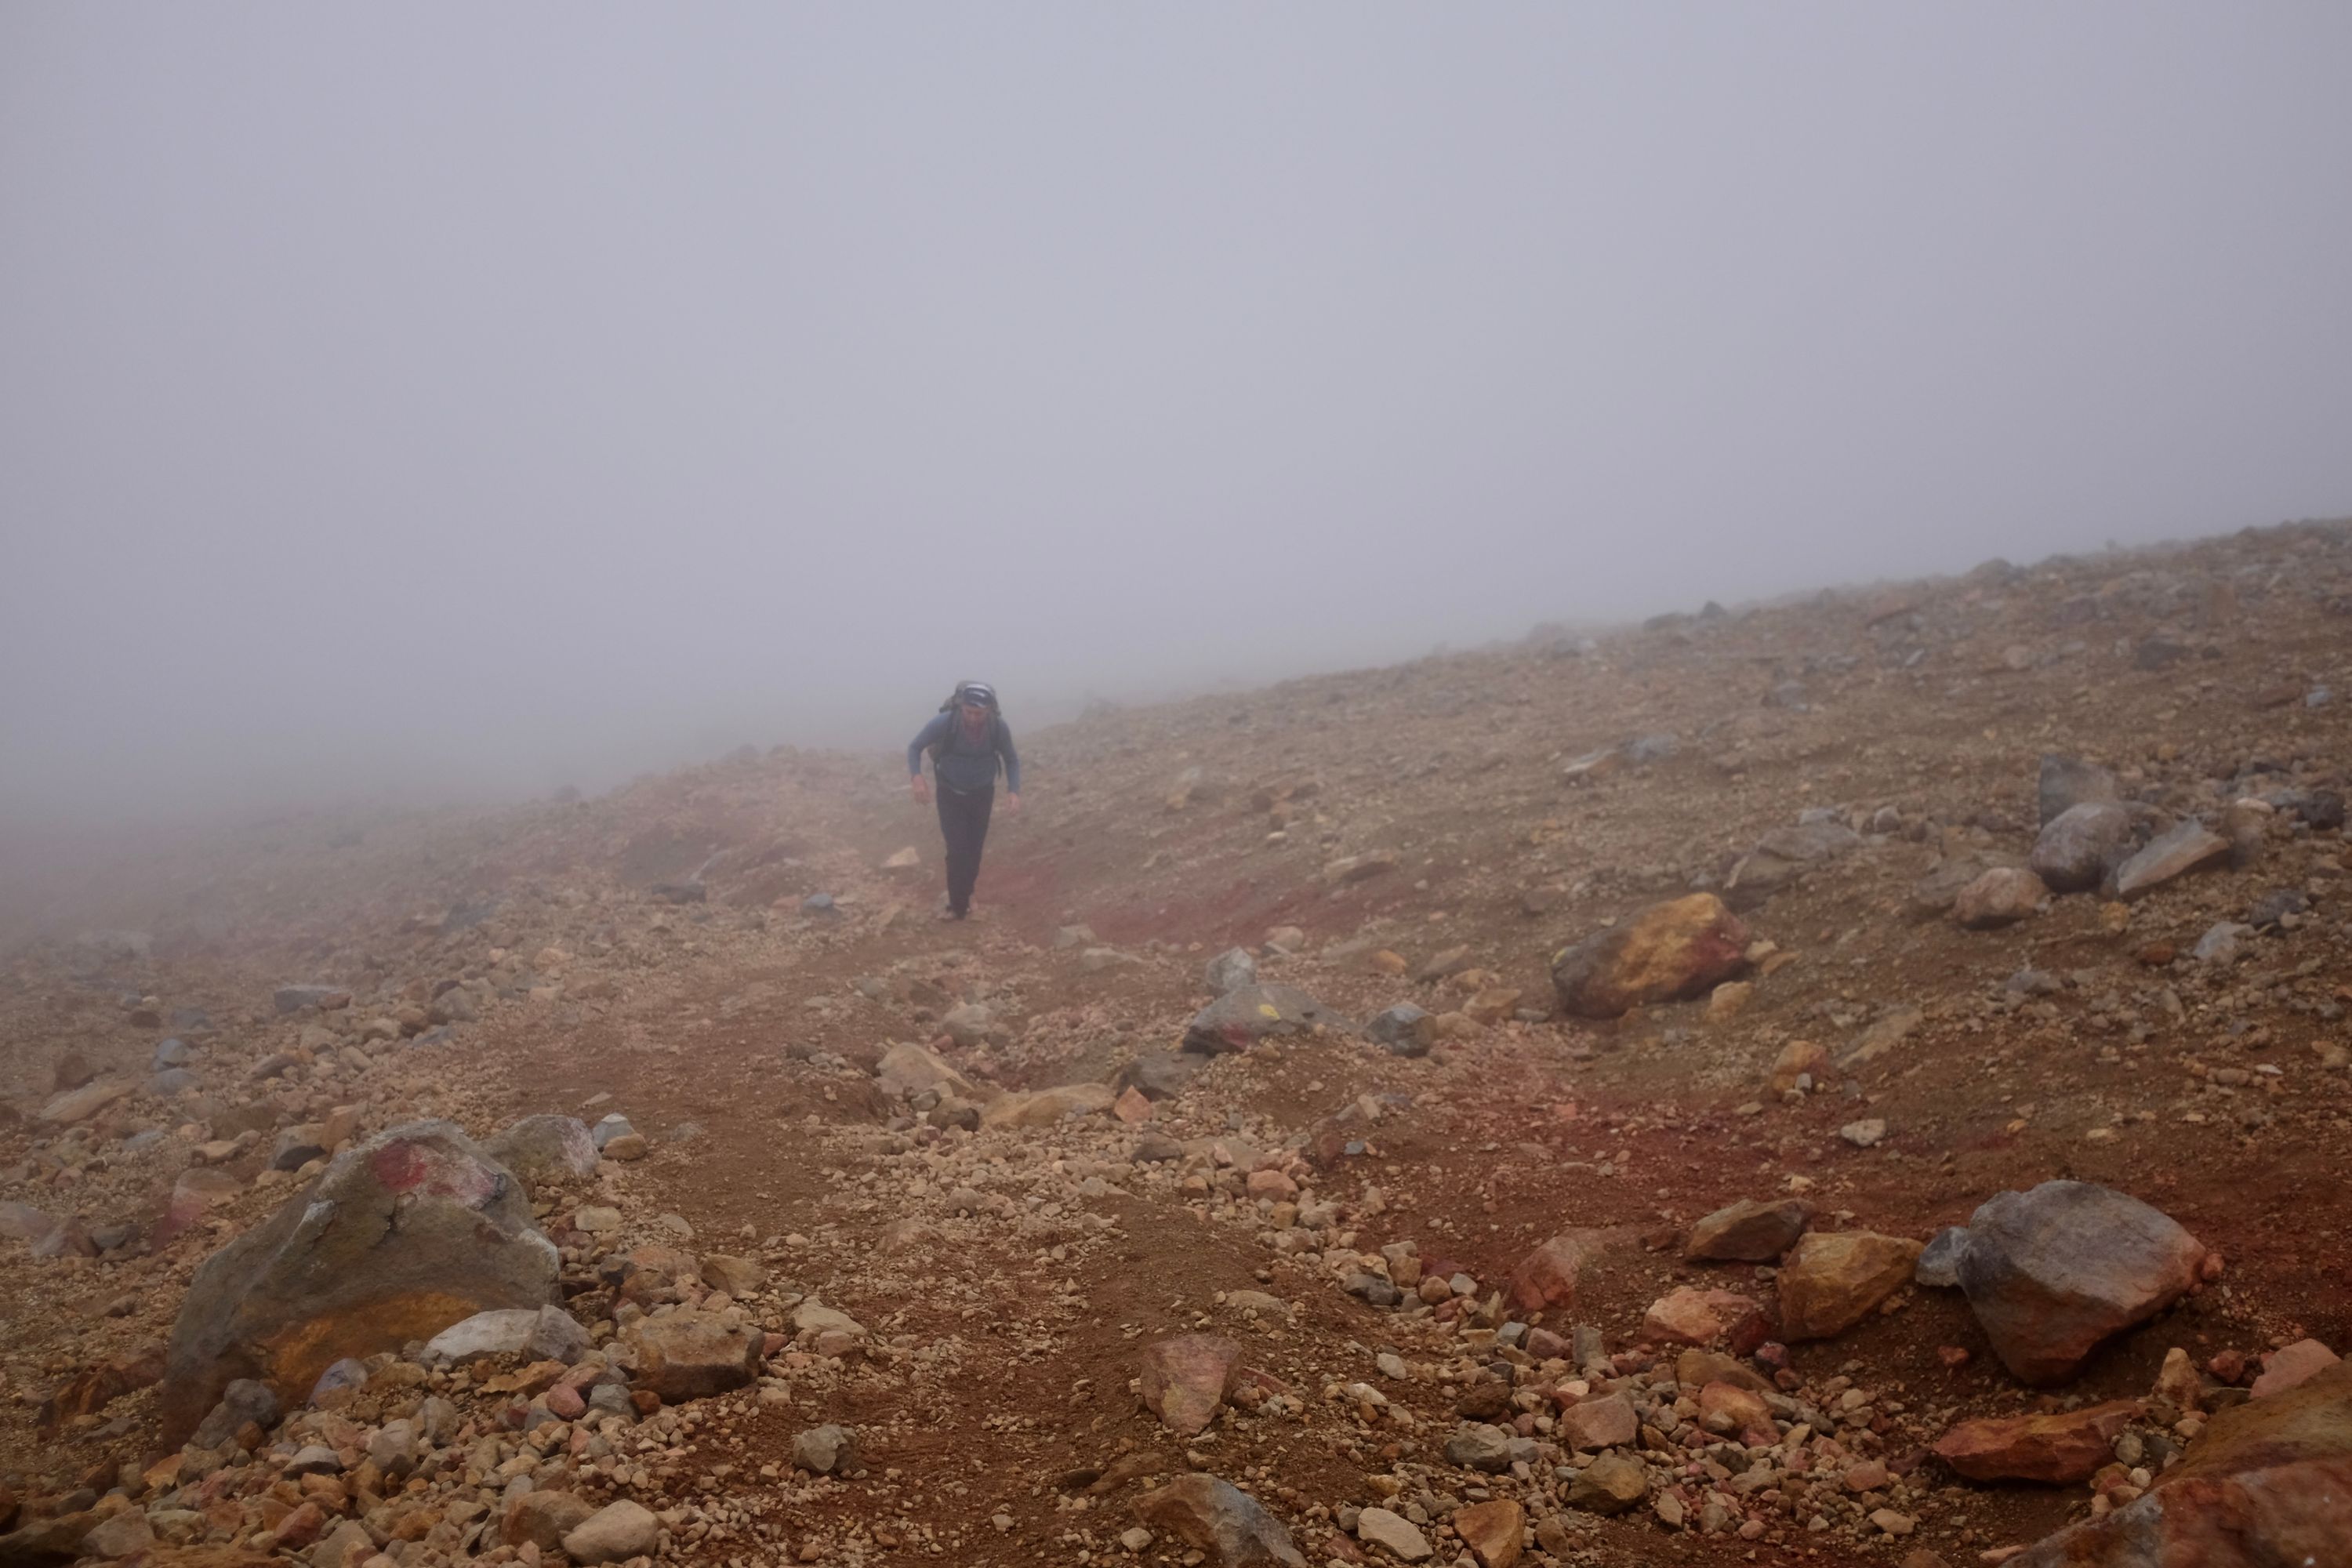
[910,775,931,804]
[1004,791,1022,817]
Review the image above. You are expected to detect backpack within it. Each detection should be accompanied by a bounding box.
[927,687,1004,769]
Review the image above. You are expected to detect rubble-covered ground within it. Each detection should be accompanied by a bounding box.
[4,517,2351,1568]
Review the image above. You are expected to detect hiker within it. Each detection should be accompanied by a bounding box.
[907,681,1022,920]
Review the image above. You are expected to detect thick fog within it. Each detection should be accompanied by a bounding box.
[5,4,2350,829]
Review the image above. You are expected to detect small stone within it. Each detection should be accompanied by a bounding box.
[793,1424,858,1475]
[1354,1506,1432,1562]
[1444,1422,1515,1472]
[562,1500,662,1566]
[1840,1118,1886,1148]
[1686,1198,1812,1261]
[1558,1393,1638,1450]
[1566,1450,1647,1515]
[1777,1231,1924,1340]
[1914,1226,1969,1288]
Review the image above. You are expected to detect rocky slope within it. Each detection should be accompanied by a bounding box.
[4,518,2351,1568]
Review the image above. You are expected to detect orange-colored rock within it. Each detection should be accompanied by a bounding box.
[1452,1498,1523,1568]
[1777,1232,1923,1341]
[1549,895,1751,1019]
[1934,1400,2142,1483]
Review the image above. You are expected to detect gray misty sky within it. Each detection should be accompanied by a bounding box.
[4,4,2350,826]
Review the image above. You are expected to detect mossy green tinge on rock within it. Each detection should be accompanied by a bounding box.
[1549,893,1751,1019]
[159,1120,558,1444]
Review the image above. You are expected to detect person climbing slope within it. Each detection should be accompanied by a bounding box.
[906,681,1022,920]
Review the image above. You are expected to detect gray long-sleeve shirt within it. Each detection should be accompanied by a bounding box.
[909,712,1021,794]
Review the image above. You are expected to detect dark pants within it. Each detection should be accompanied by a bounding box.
[936,785,994,916]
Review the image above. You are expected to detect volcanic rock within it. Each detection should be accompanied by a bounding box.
[1549,894,1750,1019]
[1958,1180,2206,1385]
[158,1120,558,1443]
[1777,1231,1924,1340]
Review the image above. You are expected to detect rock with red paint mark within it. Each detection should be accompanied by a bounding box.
[1549,894,1750,1019]
[1777,1232,1924,1341]
[1507,1232,1588,1312]
[1132,1473,1305,1566]
[2250,1339,2340,1399]
[2007,1363,2352,1566]
[158,1120,557,1444]
[1686,1199,1813,1261]
[1140,1335,1244,1436]
[1933,1399,2142,1482]
[1181,985,1357,1055]
[1958,1181,2206,1385]
[1642,1287,1767,1350]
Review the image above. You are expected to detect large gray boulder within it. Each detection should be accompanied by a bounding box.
[1181,985,1356,1055]
[159,1120,558,1443]
[1957,1180,2206,1385]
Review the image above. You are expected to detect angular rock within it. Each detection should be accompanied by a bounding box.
[980,1082,1115,1128]
[1934,1400,2143,1483]
[624,1311,762,1401]
[1445,1422,1515,1472]
[792,1423,858,1475]
[2009,1361,2352,1567]
[38,1079,131,1126]
[1113,1050,1205,1102]
[877,1040,981,1101]
[2250,1339,2340,1399]
[1366,1004,1435,1058]
[2112,818,2230,900]
[1451,1499,1523,1568]
[1768,1040,1833,1094]
[1505,1232,1585,1312]
[2030,802,2136,893]
[1550,894,1750,1019]
[502,1490,595,1552]
[1686,1199,1812,1261]
[158,1120,558,1443]
[1952,867,2048,929]
[1724,821,1861,906]
[588,1113,637,1150]
[273,984,344,1014]
[1642,1287,1766,1349]
[562,1499,662,1566]
[191,1376,281,1447]
[483,1116,599,1189]
[421,1304,588,1365]
[1204,948,1258,996]
[1354,1506,1432,1563]
[1697,1380,1773,1438]
[1958,1180,2207,1385]
[270,1124,329,1171]
[1181,985,1356,1054]
[1140,1335,1244,1437]
[1558,1392,1637,1450]
[1132,1473,1305,1566]
[700,1254,766,1296]
[1777,1232,1924,1340]
[2038,755,2119,827]
[1566,1450,1647,1515]
[1915,1226,1968,1288]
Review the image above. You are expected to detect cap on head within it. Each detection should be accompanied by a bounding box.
[956,681,997,708]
